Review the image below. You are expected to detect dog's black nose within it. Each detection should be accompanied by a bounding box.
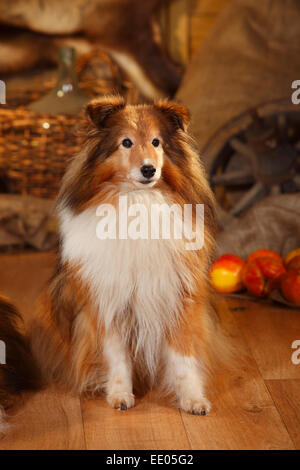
[141,165,156,179]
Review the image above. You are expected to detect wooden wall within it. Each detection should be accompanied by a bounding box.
[160,0,230,66]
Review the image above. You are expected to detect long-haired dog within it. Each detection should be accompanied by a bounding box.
[0,96,225,431]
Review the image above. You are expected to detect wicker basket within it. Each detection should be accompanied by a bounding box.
[0,108,84,198]
[0,50,139,199]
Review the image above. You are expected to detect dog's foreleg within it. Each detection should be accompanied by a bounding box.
[163,298,212,415]
[163,345,211,415]
[103,331,135,410]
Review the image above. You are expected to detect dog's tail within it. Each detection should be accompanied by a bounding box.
[0,295,42,433]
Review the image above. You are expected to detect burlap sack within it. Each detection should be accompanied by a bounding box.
[0,194,57,251]
[217,194,300,259]
[177,0,300,168]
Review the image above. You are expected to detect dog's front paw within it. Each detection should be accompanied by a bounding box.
[179,396,211,416]
[106,391,135,411]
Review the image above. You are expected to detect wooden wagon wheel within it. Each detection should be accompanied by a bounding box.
[209,103,300,216]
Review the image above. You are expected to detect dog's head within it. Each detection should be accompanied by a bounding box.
[86,95,190,185]
[58,96,213,213]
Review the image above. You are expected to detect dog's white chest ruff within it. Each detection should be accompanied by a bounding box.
[59,190,194,372]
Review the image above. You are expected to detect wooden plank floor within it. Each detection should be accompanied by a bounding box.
[0,252,299,450]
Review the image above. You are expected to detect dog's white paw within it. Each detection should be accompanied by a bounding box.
[179,396,211,415]
[106,391,135,410]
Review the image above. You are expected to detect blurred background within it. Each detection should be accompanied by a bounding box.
[0,0,299,263]
[1,3,300,451]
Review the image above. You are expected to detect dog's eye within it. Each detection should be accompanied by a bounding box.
[152,138,160,147]
[122,138,133,148]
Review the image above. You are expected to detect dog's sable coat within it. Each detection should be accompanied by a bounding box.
[0,96,226,429]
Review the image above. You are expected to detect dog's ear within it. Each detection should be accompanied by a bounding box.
[86,96,126,128]
[155,101,190,131]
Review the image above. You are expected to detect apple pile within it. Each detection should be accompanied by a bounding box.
[209,248,300,306]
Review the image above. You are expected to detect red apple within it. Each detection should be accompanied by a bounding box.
[286,255,300,273]
[210,254,245,294]
[280,270,300,305]
[284,248,300,266]
[247,249,283,264]
[242,256,286,297]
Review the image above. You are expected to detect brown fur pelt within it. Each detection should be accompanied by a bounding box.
[0,296,42,432]
[0,0,180,99]
[0,97,233,433]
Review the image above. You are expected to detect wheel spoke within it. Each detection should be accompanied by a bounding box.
[229,182,269,216]
[277,113,287,129]
[230,138,257,166]
[211,170,254,186]
[277,113,288,143]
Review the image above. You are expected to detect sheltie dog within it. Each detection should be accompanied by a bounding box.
[0,96,223,432]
